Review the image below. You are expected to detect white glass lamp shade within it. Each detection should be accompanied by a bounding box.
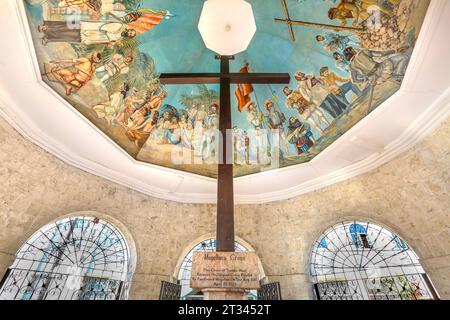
[198,0,257,56]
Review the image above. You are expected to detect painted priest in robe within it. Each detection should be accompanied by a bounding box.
[38,21,136,46]
[45,52,102,96]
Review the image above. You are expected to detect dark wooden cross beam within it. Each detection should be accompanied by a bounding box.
[160,55,290,252]
[275,0,363,42]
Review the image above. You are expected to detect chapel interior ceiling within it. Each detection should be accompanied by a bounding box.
[23,0,431,178]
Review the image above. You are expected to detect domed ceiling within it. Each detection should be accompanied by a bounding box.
[23,0,430,178]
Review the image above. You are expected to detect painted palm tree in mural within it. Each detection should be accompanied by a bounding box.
[179,85,219,110]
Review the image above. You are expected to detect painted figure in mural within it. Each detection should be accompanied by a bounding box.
[57,0,101,13]
[142,91,168,113]
[246,102,269,164]
[122,9,174,35]
[127,105,151,131]
[95,54,134,83]
[235,63,254,113]
[149,111,169,143]
[92,82,129,124]
[45,52,102,96]
[179,116,194,149]
[243,131,250,165]
[295,71,347,119]
[116,88,144,126]
[333,52,351,73]
[133,110,159,134]
[37,21,80,45]
[247,102,264,130]
[328,0,398,27]
[283,86,325,136]
[38,21,136,46]
[264,99,289,156]
[286,117,315,155]
[200,104,219,161]
[232,127,248,165]
[99,0,126,16]
[119,89,169,142]
[316,32,359,53]
[328,1,365,27]
[320,66,362,105]
[191,105,208,131]
[343,46,411,85]
[191,105,208,158]
[253,126,270,165]
[282,87,310,114]
[163,116,182,145]
[198,104,210,125]
[41,0,100,21]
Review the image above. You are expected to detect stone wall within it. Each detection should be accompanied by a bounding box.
[0,114,448,299]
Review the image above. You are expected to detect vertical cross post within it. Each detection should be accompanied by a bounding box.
[159,57,290,253]
[216,55,235,252]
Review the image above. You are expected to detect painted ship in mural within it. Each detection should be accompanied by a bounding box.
[23,0,430,178]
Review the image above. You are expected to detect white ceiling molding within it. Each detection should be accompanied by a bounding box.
[0,0,449,204]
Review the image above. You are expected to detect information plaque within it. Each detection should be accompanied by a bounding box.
[190,252,260,290]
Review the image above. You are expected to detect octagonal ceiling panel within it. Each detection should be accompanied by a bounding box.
[22,0,430,178]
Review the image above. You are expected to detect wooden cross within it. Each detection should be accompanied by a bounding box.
[275,0,363,42]
[160,56,290,252]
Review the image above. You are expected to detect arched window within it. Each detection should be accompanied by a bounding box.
[310,221,439,300]
[177,238,257,300]
[0,216,135,300]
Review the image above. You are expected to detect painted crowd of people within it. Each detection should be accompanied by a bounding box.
[277,0,413,156]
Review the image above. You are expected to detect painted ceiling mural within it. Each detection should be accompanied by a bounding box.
[23,0,430,178]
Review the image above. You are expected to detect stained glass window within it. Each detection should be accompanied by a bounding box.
[310,221,439,300]
[0,216,134,300]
